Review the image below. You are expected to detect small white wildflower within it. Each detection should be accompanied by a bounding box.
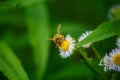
[99,48,120,72]
[78,31,93,48]
[98,54,112,72]
[109,48,120,72]
[116,37,120,47]
[59,34,76,58]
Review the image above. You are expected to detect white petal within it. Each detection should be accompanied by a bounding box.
[78,30,93,48]
[116,37,120,47]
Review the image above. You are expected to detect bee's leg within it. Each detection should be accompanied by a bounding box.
[56,44,59,47]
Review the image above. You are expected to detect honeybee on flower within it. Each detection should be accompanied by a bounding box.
[48,24,76,58]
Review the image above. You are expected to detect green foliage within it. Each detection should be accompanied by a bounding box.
[25,3,50,80]
[0,0,120,80]
[0,42,29,80]
[77,21,120,47]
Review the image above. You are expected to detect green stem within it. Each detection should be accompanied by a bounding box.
[78,47,106,80]
[91,45,101,60]
[78,47,89,62]
[111,73,116,80]
[88,63,106,80]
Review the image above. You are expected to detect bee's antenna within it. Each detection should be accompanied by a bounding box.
[46,38,53,41]
[57,24,61,34]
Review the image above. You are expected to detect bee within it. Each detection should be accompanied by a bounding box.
[47,24,64,47]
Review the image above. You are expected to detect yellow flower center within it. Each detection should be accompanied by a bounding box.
[113,53,120,65]
[61,40,70,51]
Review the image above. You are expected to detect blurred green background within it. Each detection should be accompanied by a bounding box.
[0,0,120,80]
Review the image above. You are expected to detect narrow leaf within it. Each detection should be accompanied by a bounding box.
[77,21,120,47]
[25,3,50,80]
[0,42,29,80]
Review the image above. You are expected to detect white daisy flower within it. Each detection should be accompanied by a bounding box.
[99,48,120,72]
[59,34,76,58]
[109,48,120,72]
[78,30,93,48]
[116,37,120,47]
[98,54,112,72]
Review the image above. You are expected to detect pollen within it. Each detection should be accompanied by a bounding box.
[112,53,120,65]
[61,40,70,51]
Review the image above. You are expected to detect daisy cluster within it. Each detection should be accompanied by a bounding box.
[58,31,92,58]
[99,37,120,72]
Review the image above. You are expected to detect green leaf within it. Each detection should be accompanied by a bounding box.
[77,21,120,47]
[0,42,29,80]
[25,3,50,80]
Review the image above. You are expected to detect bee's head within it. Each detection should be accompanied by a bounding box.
[53,34,64,46]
